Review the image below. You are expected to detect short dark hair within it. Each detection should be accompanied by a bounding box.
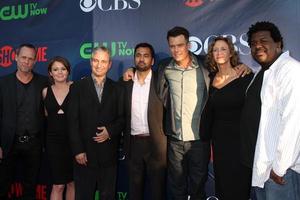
[16,43,37,56]
[48,56,71,74]
[134,43,155,59]
[167,26,190,42]
[48,56,71,82]
[247,21,283,49]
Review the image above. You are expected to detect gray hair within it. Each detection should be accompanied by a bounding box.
[91,46,111,61]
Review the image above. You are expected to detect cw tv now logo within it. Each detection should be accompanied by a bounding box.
[79,0,141,12]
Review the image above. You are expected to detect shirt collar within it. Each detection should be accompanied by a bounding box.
[168,53,199,70]
[133,70,152,83]
[266,51,289,71]
[91,74,106,86]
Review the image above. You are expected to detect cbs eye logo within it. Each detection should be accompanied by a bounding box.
[189,36,203,55]
[79,0,141,12]
[80,0,97,12]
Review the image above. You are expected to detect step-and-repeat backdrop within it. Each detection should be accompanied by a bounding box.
[1,0,299,199]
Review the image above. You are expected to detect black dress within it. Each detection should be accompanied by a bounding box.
[44,86,73,184]
[201,73,253,200]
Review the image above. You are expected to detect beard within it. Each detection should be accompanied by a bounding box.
[135,62,151,72]
[18,66,33,73]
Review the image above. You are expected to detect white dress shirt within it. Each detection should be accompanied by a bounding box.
[130,70,152,136]
[252,51,300,188]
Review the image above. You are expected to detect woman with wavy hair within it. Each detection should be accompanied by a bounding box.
[201,36,253,200]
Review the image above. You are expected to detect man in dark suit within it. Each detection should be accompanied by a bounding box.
[0,43,48,200]
[68,46,125,200]
[120,43,167,200]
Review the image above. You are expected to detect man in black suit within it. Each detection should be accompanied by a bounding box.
[0,43,48,200]
[68,46,125,200]
[120,43,167,200]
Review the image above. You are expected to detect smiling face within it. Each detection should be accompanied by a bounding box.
[90,50,111,78]
[15,46,36,73]
[250,31,281,68]
[212,40,232,66]
[49,61,69,83]
[134,47,154,72]
[168,34,190,65]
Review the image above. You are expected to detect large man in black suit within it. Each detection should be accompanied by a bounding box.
[68,46,125,200]
[0,44,48,200]
[120,43,167,200]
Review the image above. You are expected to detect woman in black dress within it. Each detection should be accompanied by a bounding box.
[201,36,253,200]
[42,56,74,200]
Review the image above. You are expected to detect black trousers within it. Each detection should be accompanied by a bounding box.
[128,136,166,200]
[0,137,42,200]
[167,137,210,200]
[74,163,117,200]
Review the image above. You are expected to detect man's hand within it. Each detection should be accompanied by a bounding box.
[270,169,286,185]
[123,68,134,81]
[93,127,110,143]
[234,63,252,77]
[75,152,87,166]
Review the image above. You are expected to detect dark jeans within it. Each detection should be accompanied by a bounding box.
[74,163,117,200]
[0,137,42,200]
[254,169,300,200]
[167,137,210,200]
[128,136,166,200]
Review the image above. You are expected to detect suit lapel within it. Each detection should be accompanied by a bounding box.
[100,78,111,108]
[125,80,134,114]
[8,74,17,113]
[148,75,155,110]
[32,75,40,112]
[86,76,101,105]
[147,74,157,137]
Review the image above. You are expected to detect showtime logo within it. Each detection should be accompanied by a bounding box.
[79,0,141,12]
[8,183,47,200]
[189,33,250,55]
[0,45,48,68]
[0,46,15,68]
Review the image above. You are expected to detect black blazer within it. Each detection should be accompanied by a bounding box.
[120,71,167,164]
[67,76,125,168]
[0,72,48,157]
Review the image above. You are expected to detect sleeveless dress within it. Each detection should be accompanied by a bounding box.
[201,73,254,200]
[44,86,73,184]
